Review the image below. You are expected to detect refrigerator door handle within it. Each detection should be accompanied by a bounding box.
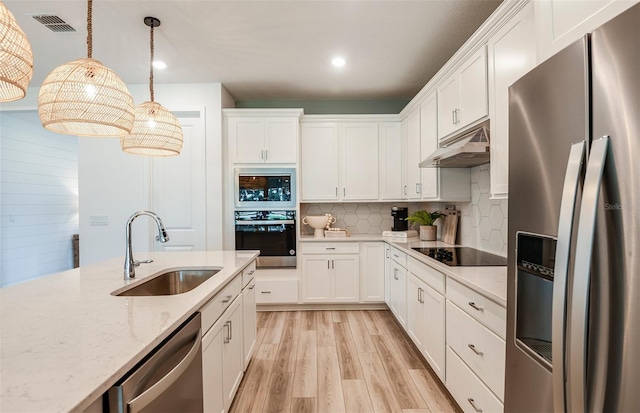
[569,136,609,413]
[552,141,586,413]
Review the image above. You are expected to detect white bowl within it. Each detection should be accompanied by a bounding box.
[302,215,335,237]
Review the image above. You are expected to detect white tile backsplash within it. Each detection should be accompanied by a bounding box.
[458,164,508,257]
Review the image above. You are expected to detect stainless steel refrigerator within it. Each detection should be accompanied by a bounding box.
[505,4,640,412]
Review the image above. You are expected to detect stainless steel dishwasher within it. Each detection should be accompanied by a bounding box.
[107,313,203,413]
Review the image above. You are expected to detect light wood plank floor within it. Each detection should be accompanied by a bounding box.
[230,310,461,413]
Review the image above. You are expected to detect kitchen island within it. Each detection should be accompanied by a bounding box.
[0,250,259,413]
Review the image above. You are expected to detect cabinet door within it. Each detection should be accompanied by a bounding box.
[222,297,244,412]
[405,109,422,199]
[459,46,488,128]
[406,273,426,351]
[228,117,265,164]
[341,123,379,200]
[301,254,332,302]
[384,246,392,305]
[265,118,297,163]
[489,2,536,198]
[400,118,410,198]
[422,283,445,380]
[420,95,439,199]
[301,123,339,201]
[202,319,225,413]
[331,254,360,302]
[437,74,460,139]
[360,242,385,302]
[242,282,257,370]
[379,122,403,200]
[389,260,407,327]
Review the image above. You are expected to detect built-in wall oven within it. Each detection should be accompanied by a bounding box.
[235,210,296,268]
[234,168,295,209]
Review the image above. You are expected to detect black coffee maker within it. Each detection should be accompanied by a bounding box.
[391,206,408,231]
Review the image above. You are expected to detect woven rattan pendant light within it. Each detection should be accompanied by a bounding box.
[121,17,182,156]
[0,2,34,102]
[38,0,134,137]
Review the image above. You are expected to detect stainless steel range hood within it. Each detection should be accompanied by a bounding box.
[419,120,490,168]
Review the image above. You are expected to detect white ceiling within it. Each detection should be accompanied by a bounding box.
[5,0,502,102]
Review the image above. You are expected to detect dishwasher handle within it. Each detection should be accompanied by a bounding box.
[128,329,202,413]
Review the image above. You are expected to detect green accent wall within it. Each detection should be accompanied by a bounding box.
[235,99,409,114]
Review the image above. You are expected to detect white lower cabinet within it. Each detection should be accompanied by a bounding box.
[406,272,445,380]
[203,295,243,413]
[242,278,256,370]
[301,253,359,303]
[301,242,360,303]
[201,260,257,413]
[446,346,504,413]
[387,258,407,327]
[446,301,505,400]
[359,242,385,302]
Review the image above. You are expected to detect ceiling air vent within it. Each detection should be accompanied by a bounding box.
[32,14,76,32]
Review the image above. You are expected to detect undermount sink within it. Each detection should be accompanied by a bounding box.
[112,268,221,296]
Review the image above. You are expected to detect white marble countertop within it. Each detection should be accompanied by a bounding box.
[0,250,259,413]
[300,235,507,306]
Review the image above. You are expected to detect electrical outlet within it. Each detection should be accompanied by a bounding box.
[89,215,109,226]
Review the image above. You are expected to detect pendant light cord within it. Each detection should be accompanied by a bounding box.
[87,0,92,58]
[149,24,155,102]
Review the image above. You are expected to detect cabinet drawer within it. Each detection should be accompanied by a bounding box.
[300,242,359,254]
[446,301,505,400]
[255,279,299,303]
[446,346,503,413]
[389,246,407,268]
[201,276,242,335]
[242,260,257,287]
[447,278,506,339]
[408,256,445,294]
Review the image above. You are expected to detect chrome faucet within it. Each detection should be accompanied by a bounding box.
[124,210,169,280]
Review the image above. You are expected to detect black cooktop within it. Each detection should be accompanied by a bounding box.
[411,247,508,267]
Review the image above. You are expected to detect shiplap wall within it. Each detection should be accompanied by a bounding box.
[0,111,79,286]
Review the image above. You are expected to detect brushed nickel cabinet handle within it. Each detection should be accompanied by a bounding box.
[261,291,271,294]
[468,398,482,412]
[468,344,483,356]
[468,302,484,312]
[224,321,231,344]
[222,295,233,303]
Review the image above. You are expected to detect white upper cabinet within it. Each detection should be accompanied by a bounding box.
[301,122,340,201]
[488,1,536,199]
[225,109,302,164]
[420,93,471,202]
[437,47,488,141]
[402,108,422,199]
[535,0,638,63]
[379,122,403,200]
[342,123,379,200]
[301,120,379,202]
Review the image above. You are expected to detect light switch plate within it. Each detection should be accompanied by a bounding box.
[89,215,109,226]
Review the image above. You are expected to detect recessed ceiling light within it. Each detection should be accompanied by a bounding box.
[331,57,346,67]
[152,61,167,69]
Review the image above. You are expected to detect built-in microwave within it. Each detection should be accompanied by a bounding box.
[234,168,296,209]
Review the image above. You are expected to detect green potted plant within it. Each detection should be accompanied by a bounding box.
[406,210,444,241]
